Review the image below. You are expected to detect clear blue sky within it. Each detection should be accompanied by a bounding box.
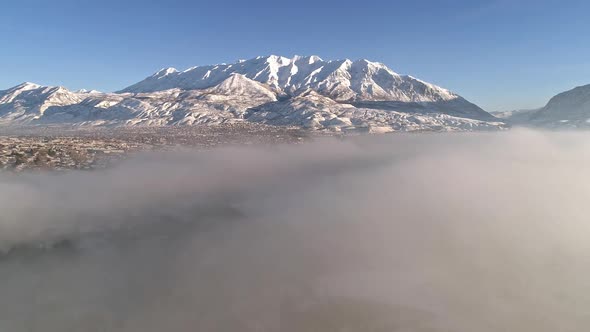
[1,0,589,111]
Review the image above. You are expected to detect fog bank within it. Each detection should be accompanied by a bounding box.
[2,129,590,331]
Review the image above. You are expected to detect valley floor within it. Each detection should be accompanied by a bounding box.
[0,123,309,171]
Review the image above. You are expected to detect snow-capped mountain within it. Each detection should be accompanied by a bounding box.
[246,89,502,132]
[31,74,278,127]
[0,55,506,132]
[121,55,496,122]
[121,55,458,102]
[0,82,82,123]
[121,55,456,102]
[499,84,590,128]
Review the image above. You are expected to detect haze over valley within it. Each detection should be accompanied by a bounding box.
[2,131,590,331]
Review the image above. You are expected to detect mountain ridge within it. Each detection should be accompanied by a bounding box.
[0,55,505,132]
[120,55,459,102]
[499,84,590,127]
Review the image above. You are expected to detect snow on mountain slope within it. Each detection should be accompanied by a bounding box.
[0,83,83,123]
[351,97,497,122]
[246,90,505,132]
[119,55,497,123]
[0,74,276,126]
[0,80,505,131]
[121,55,458,102]
[246,90,356,129]
[199,73,277,101]
[36,76,279,126]
[0,56,506,132]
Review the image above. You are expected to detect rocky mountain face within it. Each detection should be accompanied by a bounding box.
[0,55,505,132]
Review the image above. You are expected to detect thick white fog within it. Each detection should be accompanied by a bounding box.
[2,129,590,331]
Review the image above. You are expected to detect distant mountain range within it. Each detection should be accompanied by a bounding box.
[496,84,590,128]
[1,55,510,132]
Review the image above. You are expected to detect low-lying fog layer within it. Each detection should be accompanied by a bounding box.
[1,129,590,331]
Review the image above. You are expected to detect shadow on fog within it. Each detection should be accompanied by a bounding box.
[1,129,590,331]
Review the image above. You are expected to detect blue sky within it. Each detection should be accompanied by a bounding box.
[1,0,589,111]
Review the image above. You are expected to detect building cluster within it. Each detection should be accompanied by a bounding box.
[0,136,140,171]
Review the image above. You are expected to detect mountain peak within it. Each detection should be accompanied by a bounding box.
[76,89,102,94]
[152,67,179,78]
[292,55,323,64]
[13,82,42,91]
[203,73,276,100]
[1,82,43,103]
[264,55,291,64]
